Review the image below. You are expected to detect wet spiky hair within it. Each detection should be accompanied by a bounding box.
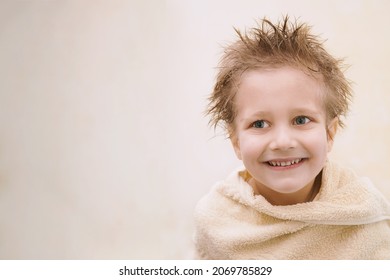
[206,16,352,134]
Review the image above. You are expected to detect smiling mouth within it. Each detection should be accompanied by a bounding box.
[267,158,303,167]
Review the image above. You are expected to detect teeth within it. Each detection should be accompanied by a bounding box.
[268,158,302,167]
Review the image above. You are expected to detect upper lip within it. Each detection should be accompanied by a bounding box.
[264,157,303,162]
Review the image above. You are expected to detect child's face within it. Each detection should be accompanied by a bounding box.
[231,66,337,203]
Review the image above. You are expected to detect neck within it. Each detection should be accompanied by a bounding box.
[250,172,322,206]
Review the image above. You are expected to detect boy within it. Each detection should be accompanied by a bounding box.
[194,16,390,259]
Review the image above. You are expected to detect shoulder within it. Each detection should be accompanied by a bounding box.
[323,160,388,199]
[194,169,240,214]
[321,160,375,194]
[194,167,253,222]
[319,160,390,224]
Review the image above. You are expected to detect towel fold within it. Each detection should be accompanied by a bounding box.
[194,161,390,259]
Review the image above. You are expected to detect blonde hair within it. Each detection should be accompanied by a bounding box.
[206,16,352,134]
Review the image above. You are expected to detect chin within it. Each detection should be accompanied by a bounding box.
[265,180,312,194]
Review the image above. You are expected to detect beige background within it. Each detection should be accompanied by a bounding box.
[0,0,389,259]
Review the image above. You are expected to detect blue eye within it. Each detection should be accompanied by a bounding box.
[252,120,269,128]
[294,116,310,125]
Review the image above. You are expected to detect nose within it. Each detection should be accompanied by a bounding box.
[269,125,297,151]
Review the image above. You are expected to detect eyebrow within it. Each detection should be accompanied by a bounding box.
[237,111,268,123]
[290,108,323,116]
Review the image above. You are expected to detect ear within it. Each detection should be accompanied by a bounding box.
[326,117,338,152]
[229,132,242,160]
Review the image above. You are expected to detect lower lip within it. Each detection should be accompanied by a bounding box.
[265,159,306,171]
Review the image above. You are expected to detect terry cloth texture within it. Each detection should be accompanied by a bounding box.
[194,161,390,259]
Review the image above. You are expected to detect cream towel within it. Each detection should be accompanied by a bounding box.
[194,161,390,259]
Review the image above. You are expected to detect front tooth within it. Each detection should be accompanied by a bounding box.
[270,160,302,167]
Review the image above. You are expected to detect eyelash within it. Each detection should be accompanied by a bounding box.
[294,116,311,125]
[251,116,311,128]
[251,120,269,128]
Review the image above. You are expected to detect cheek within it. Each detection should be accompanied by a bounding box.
[303,130,329,155]
[239,135,266,157]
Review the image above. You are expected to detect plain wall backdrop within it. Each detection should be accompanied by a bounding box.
[0,0,389,259]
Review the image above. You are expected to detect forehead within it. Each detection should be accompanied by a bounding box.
[237,66,325,95]
[234,66,327,118]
